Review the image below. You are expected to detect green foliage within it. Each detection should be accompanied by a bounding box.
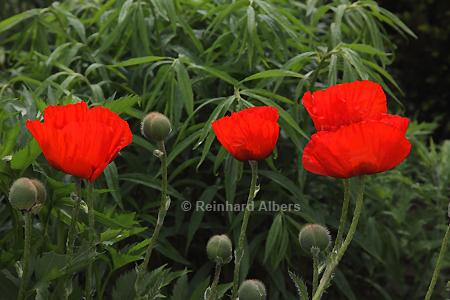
[0,0,447,299]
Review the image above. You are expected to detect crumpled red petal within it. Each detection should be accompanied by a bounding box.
[302,115,411,178]
[212,106,280,161]
[26,101,132,181]
[302,80,387,131]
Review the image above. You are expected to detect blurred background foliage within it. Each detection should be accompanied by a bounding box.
[0,0,448,299]
[379,0,450,141]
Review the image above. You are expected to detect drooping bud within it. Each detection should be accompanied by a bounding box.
[8,178,38,210]
[298,224,331,255]
[238,279,267,300]
[206,234,232,264]
[141,112,172,142]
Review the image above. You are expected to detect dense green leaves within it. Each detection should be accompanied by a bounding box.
[0,0,446,299]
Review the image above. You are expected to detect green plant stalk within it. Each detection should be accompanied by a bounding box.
[313,176,366,300]
[424,223,450,300]
[66,179,82,256]
[334,179,350,250]
[309,51,332,91]
[231,160,258,299]
[17,212,32,300]
[312,252,319,296]
[85,182,95,300]
[141,141,170,271]
[207,263,222,300]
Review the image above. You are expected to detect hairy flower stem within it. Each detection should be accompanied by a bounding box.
[312,252,319,296]
[231,160,258,299]
[424,223,450,300]
[334,179,350,250]
[17,212,32,300]
[207,263,222,300]
[313,176,366,300]
[141,141,170,271]
[85,182,95,300]
[66,179,82,256]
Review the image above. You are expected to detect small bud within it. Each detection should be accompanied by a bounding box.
[298,224,331,255]
[30,179,46,204]
[8,178,38,210]
[206,234,232,264]
[238,279,267,300]
[141,112,172,142]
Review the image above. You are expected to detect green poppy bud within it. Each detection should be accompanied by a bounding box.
[238,279,267,300]
[8,178,38,210]
[141,112,172,142]
[298,224,331,255]
[30,179,46,204]
[206,234,232,264]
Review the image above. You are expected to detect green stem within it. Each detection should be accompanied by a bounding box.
[85,182,95,300]
[312,252,319,296]
[207,263,222,300]
[334,179,350,250]
[309,54,328,91]
[424,223,450,300]
[66,179,82,256]
[231,160,258,300]
[313,176,366,300]
[141,141,170,271]
[17,212,32,300]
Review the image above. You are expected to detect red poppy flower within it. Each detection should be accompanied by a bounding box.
[26,101,132,181]
[212,106,279,161]
[302,80,387,131]
[302,115,411,178]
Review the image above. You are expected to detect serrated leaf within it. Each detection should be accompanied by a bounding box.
[11,139,41,170]
[288,270,309,300]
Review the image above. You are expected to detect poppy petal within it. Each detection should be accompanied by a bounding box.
[26,101,132,181]
[43,101,89,129]
[302,80,387,131]
[302,118,411,178]
[212,106,279,161]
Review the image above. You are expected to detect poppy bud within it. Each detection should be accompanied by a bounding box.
[206,234,232,264]
[141,112,172,142]
[30,179,46,204]
[238,279,267,300]
[298,224,331,255]
[8,178,38,210]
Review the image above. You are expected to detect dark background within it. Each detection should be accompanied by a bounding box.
[379,0,450,140]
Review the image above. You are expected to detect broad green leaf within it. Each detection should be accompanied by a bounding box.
[11,139,42,170]
[104,95,140,115]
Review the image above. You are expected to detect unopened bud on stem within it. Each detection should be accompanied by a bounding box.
[9,178,37,210]
[206,234,232,265]
[141,112,172,142]
[238,279,267,300]
[298,224,331,255]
